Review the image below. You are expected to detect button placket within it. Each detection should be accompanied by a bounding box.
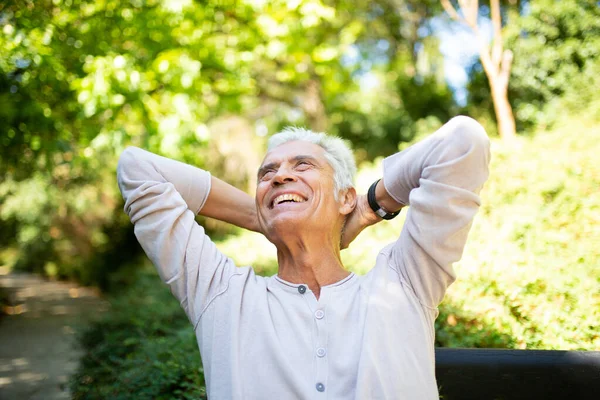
[312,292,329,395]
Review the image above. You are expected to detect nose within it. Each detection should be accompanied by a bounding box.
[272,165,297,186]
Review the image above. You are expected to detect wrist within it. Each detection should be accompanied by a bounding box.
[375,179,403,214]
[368,179,401,220]
[359,195,381,226]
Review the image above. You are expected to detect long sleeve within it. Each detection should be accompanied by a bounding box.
[117,147,237,326]
[382,116,491,309]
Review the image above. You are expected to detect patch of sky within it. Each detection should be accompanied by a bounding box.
[340,11,498,105]
[15,58,31,69]
[376,39,390,52]
[431,14,493,106]
[341,44,360,68]
[341,41,390,92]
[341,39,390,73]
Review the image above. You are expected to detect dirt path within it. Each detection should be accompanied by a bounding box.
[0,267,108,400]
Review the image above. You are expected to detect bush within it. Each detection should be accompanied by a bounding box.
[70,269,206,399]
[443,118,600,350]
[506,0,600,129]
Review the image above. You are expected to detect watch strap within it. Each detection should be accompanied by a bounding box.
[367,179,400,220]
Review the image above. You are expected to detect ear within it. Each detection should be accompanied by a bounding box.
[338,187,357,216]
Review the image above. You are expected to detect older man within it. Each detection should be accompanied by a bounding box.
[117,116,490,399]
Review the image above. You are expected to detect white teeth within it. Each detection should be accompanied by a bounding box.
[273,193,306,205]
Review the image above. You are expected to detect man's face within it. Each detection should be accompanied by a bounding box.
[256,140,341,241]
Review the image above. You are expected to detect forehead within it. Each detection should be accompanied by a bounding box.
[261,140,327,165]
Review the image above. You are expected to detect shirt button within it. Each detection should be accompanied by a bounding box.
[298,285,306,294]
[315,309,324,319]
[316,382,325,392]
[316,348,326,357]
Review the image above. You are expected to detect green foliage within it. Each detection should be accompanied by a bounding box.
[70,269,206,399]
[506,0,600,128]
[0,0,456,287]
[466,0,600,133]
[447,118,600,350]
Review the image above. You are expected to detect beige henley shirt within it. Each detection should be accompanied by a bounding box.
[117,116,491,399]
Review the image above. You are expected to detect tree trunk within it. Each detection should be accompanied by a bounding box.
[440,0,518,140]
[489,77,517,139]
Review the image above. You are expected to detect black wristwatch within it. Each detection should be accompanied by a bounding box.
[367,179,400,220]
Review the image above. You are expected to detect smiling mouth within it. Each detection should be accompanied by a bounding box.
[271,193,307,208]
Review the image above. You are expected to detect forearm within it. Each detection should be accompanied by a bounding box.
[118,147,258,232]
[382,116,490,207]
[117,147,210,216]
[343,117,489,250]
[200,176,260,233]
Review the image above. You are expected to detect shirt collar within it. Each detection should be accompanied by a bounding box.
[271,272,357,294]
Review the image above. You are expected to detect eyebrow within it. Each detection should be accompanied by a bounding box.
[257,155,320,178]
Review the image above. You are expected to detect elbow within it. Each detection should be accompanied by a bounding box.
[445,116,491,167]
[439,116,491,190]
[118,147,141,171]
[449,115,489,145]
[447,116,490,154]
[116,146,145,197]
[117,147,142,181]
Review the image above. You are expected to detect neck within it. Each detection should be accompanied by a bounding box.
[275,235,349,299]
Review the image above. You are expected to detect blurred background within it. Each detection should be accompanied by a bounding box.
[0,0,598,399]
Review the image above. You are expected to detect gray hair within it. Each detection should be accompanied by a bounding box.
[267,127,356,200]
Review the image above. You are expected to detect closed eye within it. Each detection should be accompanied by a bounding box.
[260,170,275,180]
[295,161,312,170]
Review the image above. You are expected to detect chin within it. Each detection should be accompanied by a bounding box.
[265,215,308,240]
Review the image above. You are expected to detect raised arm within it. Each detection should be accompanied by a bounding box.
[344,116,490,308]
[117,147,259,324]
[386,116,490,308]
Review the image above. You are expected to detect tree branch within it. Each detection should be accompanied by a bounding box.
[458,0,479,28]
[490,0,503,67]
[478,41,497,81]
[440,0,463,23]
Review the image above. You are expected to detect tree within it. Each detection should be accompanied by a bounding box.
[505,0,600,128]
[0,0,458,285]
[441,0,516,139]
